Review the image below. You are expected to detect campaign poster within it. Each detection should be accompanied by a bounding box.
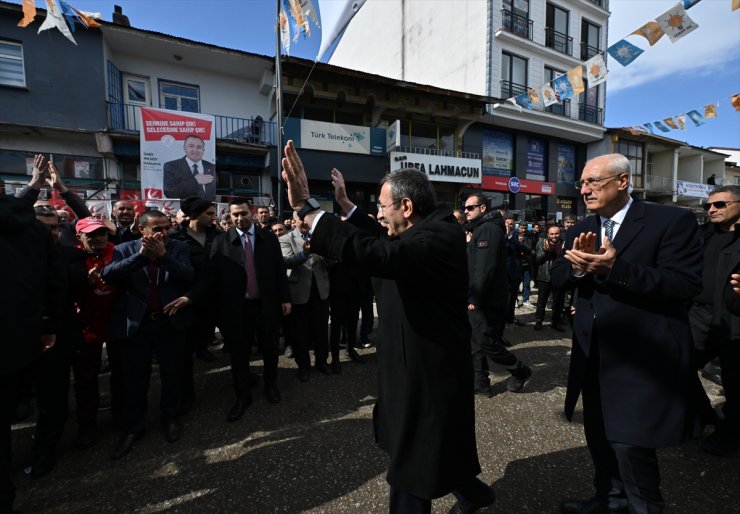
[118,189,147,215]
[482,130,514,177]
[139,107,216,202]
[557,144,576,184]
[525,138,546,181]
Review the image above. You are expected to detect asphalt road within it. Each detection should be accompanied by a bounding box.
[11,305,738,513]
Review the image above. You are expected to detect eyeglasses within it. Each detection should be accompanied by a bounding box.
[376,200,401,212]
[574,174,623,191]
[702,200,739,211]
[464,204,482,212]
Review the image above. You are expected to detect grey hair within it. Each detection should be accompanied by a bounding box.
[380,169,437,218]
[585,153,632,176]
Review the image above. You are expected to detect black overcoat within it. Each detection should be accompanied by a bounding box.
[551,200,703,447]
[311,207,480,499]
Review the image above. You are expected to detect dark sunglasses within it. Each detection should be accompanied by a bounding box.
[702,200,739,211]
[464,204,482,212]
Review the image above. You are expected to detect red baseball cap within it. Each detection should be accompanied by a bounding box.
[76,216,107,235]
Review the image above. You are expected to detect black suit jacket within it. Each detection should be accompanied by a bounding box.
[551,199,703,448]
[163,156,216,201]
[191,226,290,332]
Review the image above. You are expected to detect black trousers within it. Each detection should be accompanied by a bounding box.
[582,342,664,514]
[505,278,520,323]
[33,340,76,454]
[389,477,490,514]
[360,287,374,337]
[291,280,329,370]
[119,317,184,435]
[222,299,279,399]
[690,304,740,429]
[329,290,360,361]
[469,307,520,387]
[72,341,103,430]
[535,280,565,323]
[0,371,20,513]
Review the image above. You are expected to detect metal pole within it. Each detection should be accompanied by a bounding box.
[275,0,284,216]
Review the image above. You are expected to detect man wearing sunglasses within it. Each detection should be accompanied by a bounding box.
[552,153,702,514]
[690,186,740,456]
[463,194,532,396]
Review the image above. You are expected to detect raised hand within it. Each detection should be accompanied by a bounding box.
[46,162,68,193]
[330,168,355,213]
[281,140,310,211]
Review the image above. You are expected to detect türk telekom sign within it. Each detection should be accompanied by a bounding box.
[390,152,482,184]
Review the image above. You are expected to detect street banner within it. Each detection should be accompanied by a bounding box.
[139,107,216,202]
[482,131,513,177]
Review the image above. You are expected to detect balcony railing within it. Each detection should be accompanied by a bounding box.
[106,102,276,146]
[500,80,528,99]
[644,174,673,193]
[545,28,573,56]
[397,146,479,159]
[545,99,571,117]
[578,103,603,125]
[501,9,533,40]
[580,43,600,61]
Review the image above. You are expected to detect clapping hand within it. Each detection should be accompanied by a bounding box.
[564,232,616,275]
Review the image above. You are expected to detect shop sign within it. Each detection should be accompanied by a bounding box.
[291,119,385,155]
[390,152,482,184]
[481,175,555,195]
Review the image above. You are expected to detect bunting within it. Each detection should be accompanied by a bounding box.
[676,115,688,131]
[732,94,740,111]
[552,75,574,101]
[17,0,36,27]
[653,121,671,132]
[567,66,585,94]
[58,0,79,33]
[70,6,101,28]
[704,104,717,119]
[38,0,76,45]
[664,118,679,129]
[607,40,644,67]
[734,0,740,11]
[585,54,608,87]
[514,91,534,110]
[686,110,705,126]
[279,9,291,54]
[631,21,665,46]
[622,94,738,136]
[541,83,559,107]
[655,2,699,43]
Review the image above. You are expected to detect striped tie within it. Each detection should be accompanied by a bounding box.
[603,219,615,242]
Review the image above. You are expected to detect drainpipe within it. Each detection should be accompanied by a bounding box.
[671,147,679,204]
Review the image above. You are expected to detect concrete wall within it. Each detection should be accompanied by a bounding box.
[0,11,106,131]
[651,150,674,179]
[105,47,270,121]
[678,154,702,183]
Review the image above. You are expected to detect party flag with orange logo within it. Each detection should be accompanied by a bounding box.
[731,94,740,111]
[567,66,585,94]
[656,2,699,43]
[704,104,717,119]
[70,6,101,28]
[663,117,678,129]
[585,55,608,87]
[675,114,687,130]
[541,83,559,107]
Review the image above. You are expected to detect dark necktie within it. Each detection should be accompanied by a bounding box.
[603,219,615,242]
[192,163,199,176]
[242,233,259,299]
[146,263,162,312]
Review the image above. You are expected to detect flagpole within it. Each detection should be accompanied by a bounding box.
[275,0,284,217]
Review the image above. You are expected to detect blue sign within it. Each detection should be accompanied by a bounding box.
[508,176,521,193]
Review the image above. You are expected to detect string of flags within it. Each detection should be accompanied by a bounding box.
[625,93,740,136]
[16,0,102,45]
[494,0,739,132]
[606,0,738,68]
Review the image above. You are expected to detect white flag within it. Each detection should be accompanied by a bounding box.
[38,0,76,45]
[585,54,608,87]
[279,9,291,54]
[317,0,368,61]
[655,2,698,43]
[541,83,559,107]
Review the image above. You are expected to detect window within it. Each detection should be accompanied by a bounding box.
[545,4,572,56]
[501,53,528,98]
[616,139,643,187]
[392,121,455,154]
[0,40,26,87]
[578,83,602,124]
[544,67,569,116]
[581,20,601,60]
[159,80,200,112]
[502,0,532,39]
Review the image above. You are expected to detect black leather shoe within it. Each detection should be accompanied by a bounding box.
[30,450,56,479]
[315,362,331,375]
[448,486,495,513]
[561,498,628,514]
[264,383,282,404]
[227,397,252,422]
[331,360,342,374]
[358,335,373,349]
[551,322,566,332]
[347,348,366,363]
[297,367,310,382]
[163,420,182,443]
[474,386,493,398]
[195,348,215,362]
[111,433,141,460]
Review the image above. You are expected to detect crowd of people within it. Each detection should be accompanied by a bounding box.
[0,147,737,514]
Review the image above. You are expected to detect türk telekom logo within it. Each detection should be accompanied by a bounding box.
[145,188,163,200]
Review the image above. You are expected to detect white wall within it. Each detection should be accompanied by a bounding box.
[330,0,488,95]
[677,154,702,183]
[651,150,674,179]
[107,50,271,121]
